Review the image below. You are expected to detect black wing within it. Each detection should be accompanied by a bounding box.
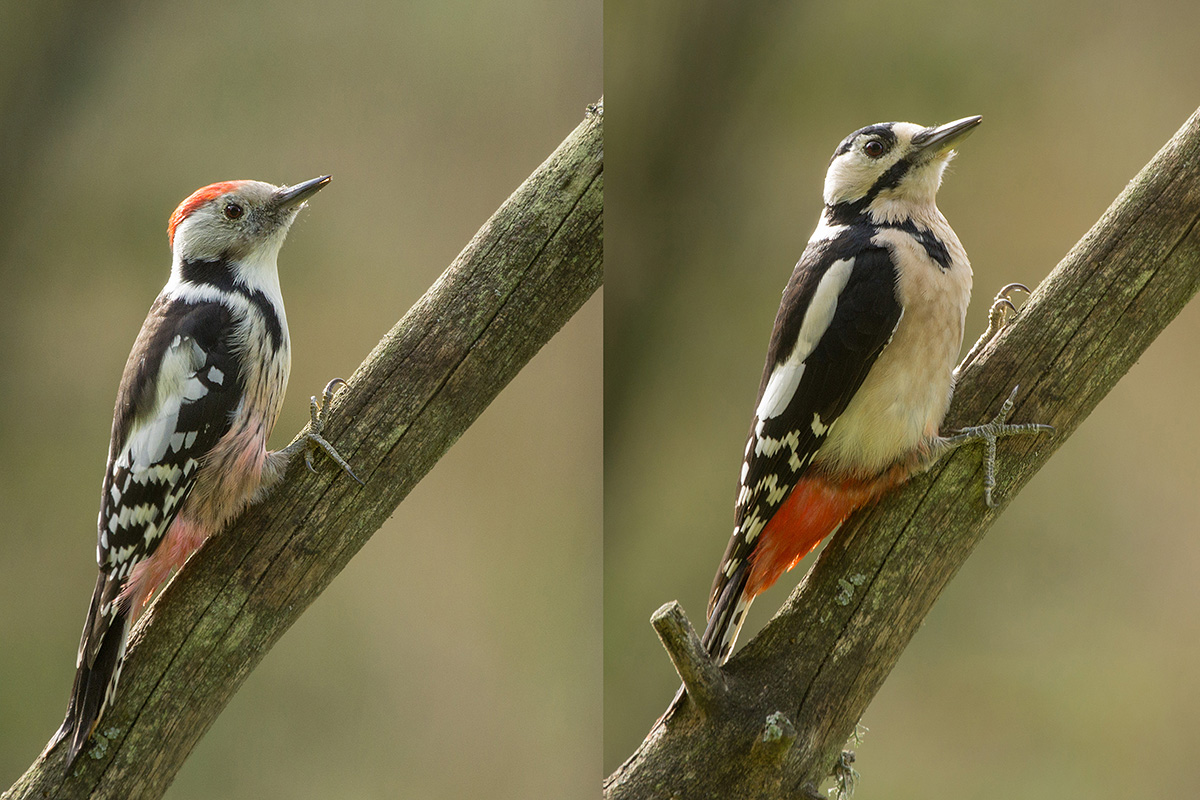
[705,231,903,637]
[60,296,242,765]
[97,297,241,576]
[87,296,241,646]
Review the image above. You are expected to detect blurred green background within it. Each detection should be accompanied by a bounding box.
[0,1,600,798]
[605,1,1200,797]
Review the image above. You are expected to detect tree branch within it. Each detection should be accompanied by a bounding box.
[4,100,603,800]
[650,602,728,715]
[606,104,1200,798]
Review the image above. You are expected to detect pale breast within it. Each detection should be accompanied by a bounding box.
[183,311,291,531]
[815,218,972,477]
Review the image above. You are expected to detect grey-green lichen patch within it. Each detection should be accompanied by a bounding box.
[760,711,794,745]
[87,728,113,760]
[834,573,867,606]
[834,579,853,606]
[751,710,798,765]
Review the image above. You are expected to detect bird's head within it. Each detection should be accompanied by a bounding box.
[823,116,981,223]
[167,176,330,266]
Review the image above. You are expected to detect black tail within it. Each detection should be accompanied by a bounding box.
[55,573,130,768]
[700,561,753,665]
[658,563,754,726]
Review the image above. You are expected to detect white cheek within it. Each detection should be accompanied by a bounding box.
[823,153,904,206]
[823,158,861,205]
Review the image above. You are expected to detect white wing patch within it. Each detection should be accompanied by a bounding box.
[743,257,859,520]
[755,258,855,422]
[757,362,806,424]
[122,337,208,473]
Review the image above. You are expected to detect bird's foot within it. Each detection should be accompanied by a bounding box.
[941,385,1053,508]
[287,378,363,486]
[956,282,1030,377]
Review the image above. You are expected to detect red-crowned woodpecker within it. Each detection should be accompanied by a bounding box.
[54,177,361,767]
[695,116,1051,671]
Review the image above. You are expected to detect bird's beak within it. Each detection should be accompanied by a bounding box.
[911,116,982,159]
[276,175,331,209]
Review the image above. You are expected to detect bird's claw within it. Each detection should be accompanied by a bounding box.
[944,385,1054,508]
[301,378,363,486]
[957,283,1032,377]
[995,282,1030,303]
[987,282,1029,330]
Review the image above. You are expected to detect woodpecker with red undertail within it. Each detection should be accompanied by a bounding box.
[53,176,362,767]
[690,116,1051,685]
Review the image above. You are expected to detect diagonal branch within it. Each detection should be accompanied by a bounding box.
[606,104,1200,799]
[5,99,603,800]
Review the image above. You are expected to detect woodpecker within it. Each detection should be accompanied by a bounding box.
[53,176,361,767]
[694,116,1051,672]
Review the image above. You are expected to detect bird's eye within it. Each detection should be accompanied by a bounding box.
[223,202,244,220]
[863,139,886,158]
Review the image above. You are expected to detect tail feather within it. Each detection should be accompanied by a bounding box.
[700,564,753,666]
[57,573,131,768]
[658,475,894,728]
[659,563,753,726]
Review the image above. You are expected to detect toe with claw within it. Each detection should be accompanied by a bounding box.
[294,378,364,486]
[957,283,1031,376]
[942,385,1053,508]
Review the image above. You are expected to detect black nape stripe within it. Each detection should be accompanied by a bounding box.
[825,198,869,226]
[817,215,954,272]
[180,257,236,288]
[180,258,284,348]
